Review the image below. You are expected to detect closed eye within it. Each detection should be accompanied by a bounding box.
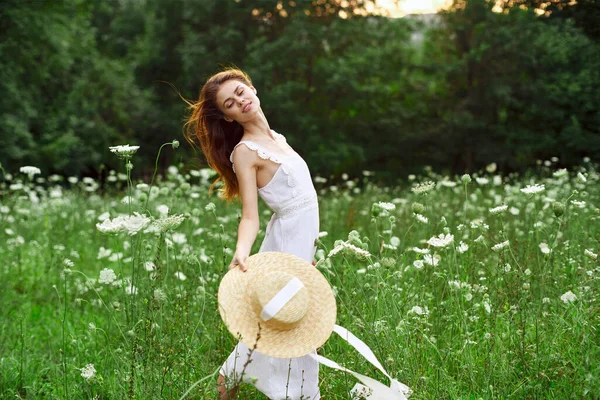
[227,89,244,108]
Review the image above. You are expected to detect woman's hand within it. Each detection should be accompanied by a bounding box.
[229,249,249,272]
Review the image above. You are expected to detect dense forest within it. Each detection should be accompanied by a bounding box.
[1,0,599,183]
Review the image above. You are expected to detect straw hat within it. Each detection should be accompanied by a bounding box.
[217,251,337,358]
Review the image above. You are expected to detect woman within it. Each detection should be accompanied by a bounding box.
[183,67,321,399]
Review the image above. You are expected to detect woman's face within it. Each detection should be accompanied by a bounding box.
[215,80,259,123]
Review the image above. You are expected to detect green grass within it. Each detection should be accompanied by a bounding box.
[0,156,599,399]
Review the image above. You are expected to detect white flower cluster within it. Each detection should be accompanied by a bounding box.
[151,214,186,233]
[109,144,140,159]
[20,166,41,179]
[520,184,545,195]
[440,180,457,187]
[99,268,117,284]
[414,213,428,224]
[408,305,429,316]
[491,240,510,252]
[584,249,598,260]
[457,241,469,253]
[96,212,151,236]
[539,242,551,254]
[427,233,454,248]
[553,168,568,178]
[423,254,440,266]
[327,242,371,259]
[411,181,435,194]
[410,246,430,254]
[489,204,508,214]
[79,363,96,380]
[560,290,577,304]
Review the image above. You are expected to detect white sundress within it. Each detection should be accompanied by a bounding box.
[220,129,321,400]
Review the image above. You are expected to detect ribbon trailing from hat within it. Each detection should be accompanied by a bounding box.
[309,325,412,400]
[263,277,412,399]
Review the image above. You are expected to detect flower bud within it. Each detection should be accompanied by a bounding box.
[552,201,565,217]
[172,140,180,149]
[461,174,472,184]
[412,202,426,214]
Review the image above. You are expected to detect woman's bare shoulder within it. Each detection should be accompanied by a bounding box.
[232,142,260,169]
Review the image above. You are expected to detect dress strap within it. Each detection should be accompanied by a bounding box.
[229,132,287,174]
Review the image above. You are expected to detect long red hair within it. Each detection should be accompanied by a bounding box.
[179,67,254,203]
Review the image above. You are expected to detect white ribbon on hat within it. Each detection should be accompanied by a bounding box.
[310,325,412,399]
[260,277,304,321]
[261,277,413,399]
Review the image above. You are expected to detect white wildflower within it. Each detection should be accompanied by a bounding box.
[427,233,454,248]
[520,184,545,195]
[553,168,568,178]
[410,247,430,254]
[440,180,457,187]
[483,301,491,313]
[457,241,469,253]
[577,172,587,183]
[20,166,41,179]
[109,144,139,159]
[414,213,428,224]
[584,249,597,260]
[205,202,216,212]
[539,242,551,254]
[171,233,187,244]
[413,260,424,270]
[174,271,187,281]
[97,247,112,259]
[151,214,186,233]
[423,254,440,266]
[489,204,508,214]
[377,202,396,211]
[486,162,497,173]
[475,177,489,185]
[491,240,509,252]
[411,181,435,194]
[408,305,429,316]
[80,363,96,380]
[560,291,577,304]
[156,204,169,216]
[99,268,117,284]
[96,212,151,236]
[125,284,138,295]
[144,261,155,271]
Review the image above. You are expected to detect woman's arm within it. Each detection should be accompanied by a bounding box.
[229,145,260,270]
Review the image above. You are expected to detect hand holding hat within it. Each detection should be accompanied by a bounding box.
[228,248,249,272]
[218,251,413,399]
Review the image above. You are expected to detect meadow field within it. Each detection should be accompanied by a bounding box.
[0,145,598,399]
